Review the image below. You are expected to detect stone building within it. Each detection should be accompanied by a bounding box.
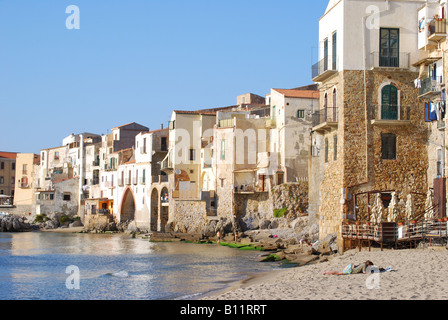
[311,0,430,249]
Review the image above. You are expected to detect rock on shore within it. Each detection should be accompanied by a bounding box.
[0,215,34,232]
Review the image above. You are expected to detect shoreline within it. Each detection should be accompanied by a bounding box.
[202,246,448,300]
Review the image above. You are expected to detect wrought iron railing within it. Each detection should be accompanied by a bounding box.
[312,56,338,79]
[312,107,338,127]
[370,52,410,69]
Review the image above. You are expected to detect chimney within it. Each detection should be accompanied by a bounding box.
[161,123,164,129]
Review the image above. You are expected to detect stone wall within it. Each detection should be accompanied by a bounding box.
[171,200,207,234]
[317,69,428,249]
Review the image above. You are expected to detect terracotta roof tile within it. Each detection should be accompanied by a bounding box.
[272,89,319,99]
[0,152,18,159]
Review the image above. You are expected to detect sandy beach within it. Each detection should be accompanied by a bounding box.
[204,247,448,300]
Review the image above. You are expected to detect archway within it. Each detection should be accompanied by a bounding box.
[150,188,159,231]
[160,187,169,232]
[120,187,135,222]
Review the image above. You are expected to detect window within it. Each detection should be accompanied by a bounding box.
[22,164,27,175]
[381,133,397,160]
[381,84,398,120]
[334,135,338,161]
[189,149,196,161]
[332,31,337,70]
[0,176,4,184]
[11,163,15,170]
[142,169,146,183]
[221,140,226,160]
[63,193,71,201]
[143,138,147,154]
[324,138,329,163]
[0,162,4,170]
[333,88,337,108]
[324,38,329,71]
[161,137,167,151]
[54,152,59,160]
[297,109,305,119]
[437,149,443,177]
[380,28,399,67]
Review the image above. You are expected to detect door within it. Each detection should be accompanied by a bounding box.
[380,28,399,67]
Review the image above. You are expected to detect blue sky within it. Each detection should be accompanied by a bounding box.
[0,0,328,154]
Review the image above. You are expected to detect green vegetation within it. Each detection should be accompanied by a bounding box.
[58,215,72,224]
[273,207,288,218]
[34,214,49,223]
[218,242,264,251]
[261,254,281,262]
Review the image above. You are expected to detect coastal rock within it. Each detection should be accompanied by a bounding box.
[0,215,32,232]
[44,219,59,230]
[202,220,217,238]
[259,219,271,230]
[69,220,83,228]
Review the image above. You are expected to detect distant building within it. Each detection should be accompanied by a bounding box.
[0,152,17,199]
[13,153,40,215]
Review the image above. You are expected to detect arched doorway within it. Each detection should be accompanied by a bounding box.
[150,188,158,231]
[160,187,169,232]
[120,188,135,222]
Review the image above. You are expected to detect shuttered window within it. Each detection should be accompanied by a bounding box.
[325,138,329,163]
[381,133,397,160]
[333,135,338,161]
[381,85,398,120]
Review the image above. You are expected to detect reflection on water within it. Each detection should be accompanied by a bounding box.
[0,232,279,300]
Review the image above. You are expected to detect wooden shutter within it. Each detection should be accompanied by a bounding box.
[382,133,396,160]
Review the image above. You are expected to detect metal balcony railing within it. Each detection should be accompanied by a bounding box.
[419,77,442,97]
[312,107,338,127]
[370,52,410,69]
[312,56,338,81]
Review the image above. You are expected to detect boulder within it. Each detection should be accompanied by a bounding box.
[259,219,271,230]
[69,220,83,228]
[202,220,217,238]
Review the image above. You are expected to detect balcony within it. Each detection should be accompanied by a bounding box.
[369,52,410,69]
[160,151,173,172]
[265,118,276,129]
[418,77,442,98]
[104,181,115,189]
[369,104,411,127]
[312,107,338,133]
[428,18,447,42]
[138,177,146,185]
[218,118,235,128]
[234,184,255,194]
[312,56,338,82]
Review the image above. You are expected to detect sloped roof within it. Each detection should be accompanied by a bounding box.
[272,89,319,99]
[0,152,17,159]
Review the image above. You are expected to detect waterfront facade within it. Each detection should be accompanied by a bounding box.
[311,0,437,249]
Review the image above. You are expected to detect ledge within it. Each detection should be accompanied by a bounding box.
[312,70,338,83]
[370,119,411,126]
[312,121,338,134]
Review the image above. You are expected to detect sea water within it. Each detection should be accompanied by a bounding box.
[0,232,279,300]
